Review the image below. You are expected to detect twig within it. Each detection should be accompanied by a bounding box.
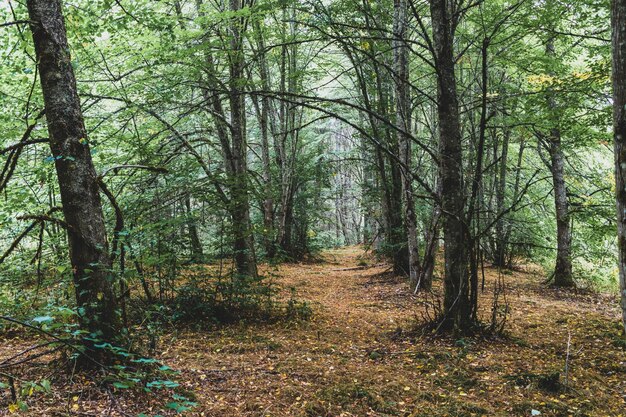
[330,264,384,271]
[0,138,48,155]
[0,346,63,368]
[564,330,572,390]
[0,340,57,365]
[17,214,69,230]
[0,20,31,28]
[98,164,168,179]
[0,316,105,369]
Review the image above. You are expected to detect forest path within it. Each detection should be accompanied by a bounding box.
[157,246,626,417]
[2,246,625,416]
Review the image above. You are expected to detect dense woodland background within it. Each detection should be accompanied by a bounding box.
[0,0,626,415]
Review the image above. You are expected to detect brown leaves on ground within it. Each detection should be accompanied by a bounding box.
[1,246,625,416]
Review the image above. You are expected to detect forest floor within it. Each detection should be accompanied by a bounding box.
[1,246,626,416]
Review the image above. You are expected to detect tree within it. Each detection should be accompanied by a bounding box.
[226,0,258,277]
[26,0,122,358]
[196,0,258,277]
[393,0,422,287]
[611,0,626,334]
[430,0,473,332]
[542,0,574,287]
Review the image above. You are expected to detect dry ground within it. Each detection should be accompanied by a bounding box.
[1,246,625,416]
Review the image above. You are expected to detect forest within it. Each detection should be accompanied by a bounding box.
[0,0,625,415]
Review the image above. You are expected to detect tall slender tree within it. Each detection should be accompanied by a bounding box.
[543,11,574,287]
[26,0,122,356]
[611,0,626,334]
[430,0,473,332]
[196,0,258,277]
[227,0,258,277]
[393,0,421,287]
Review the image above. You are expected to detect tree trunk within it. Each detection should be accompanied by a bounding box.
[258,94,277,258]
[494,130,510,267]
[548,132,574,286]
[272,3,301,259]
[393,0,420,286]
[373,69,407,275]
[195,0,257,276]
[375,143,408,275]
[419,107,440,290]
[228,0,257,277]
[27,0,122,353]
[611,0,626,334]
[430,0,473,333]
[467,38,490,317]
[251,20,276,259]
[185,196,204,263]
[420,177,440,291]
[259,97,276,258]
[545,30,574,287]
[345,22,408,273]
[505,138,526,268]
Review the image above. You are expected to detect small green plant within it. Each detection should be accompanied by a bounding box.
[285,297,313,321]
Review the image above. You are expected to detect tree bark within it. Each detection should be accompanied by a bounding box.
[493,130,510,267]
[548,132,574,286]
[393,0,421,286]
[275,3,301,259]
[228,0,257,277]
[430,0,473,332]
[545,35,574,287]
[505,138,525,268]
[251,20,276,259]
[185,196,204,263]
[611,0,626,334]
[373,70,407,275]
[27,0,122,352]
[420,176,440,291]
[196,0,257,276]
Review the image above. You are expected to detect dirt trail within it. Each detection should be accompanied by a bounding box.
[159,247,626,417]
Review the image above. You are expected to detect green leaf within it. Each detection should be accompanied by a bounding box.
[40,379,51,393]
[32,316,54,324]
[166,402,195,413]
